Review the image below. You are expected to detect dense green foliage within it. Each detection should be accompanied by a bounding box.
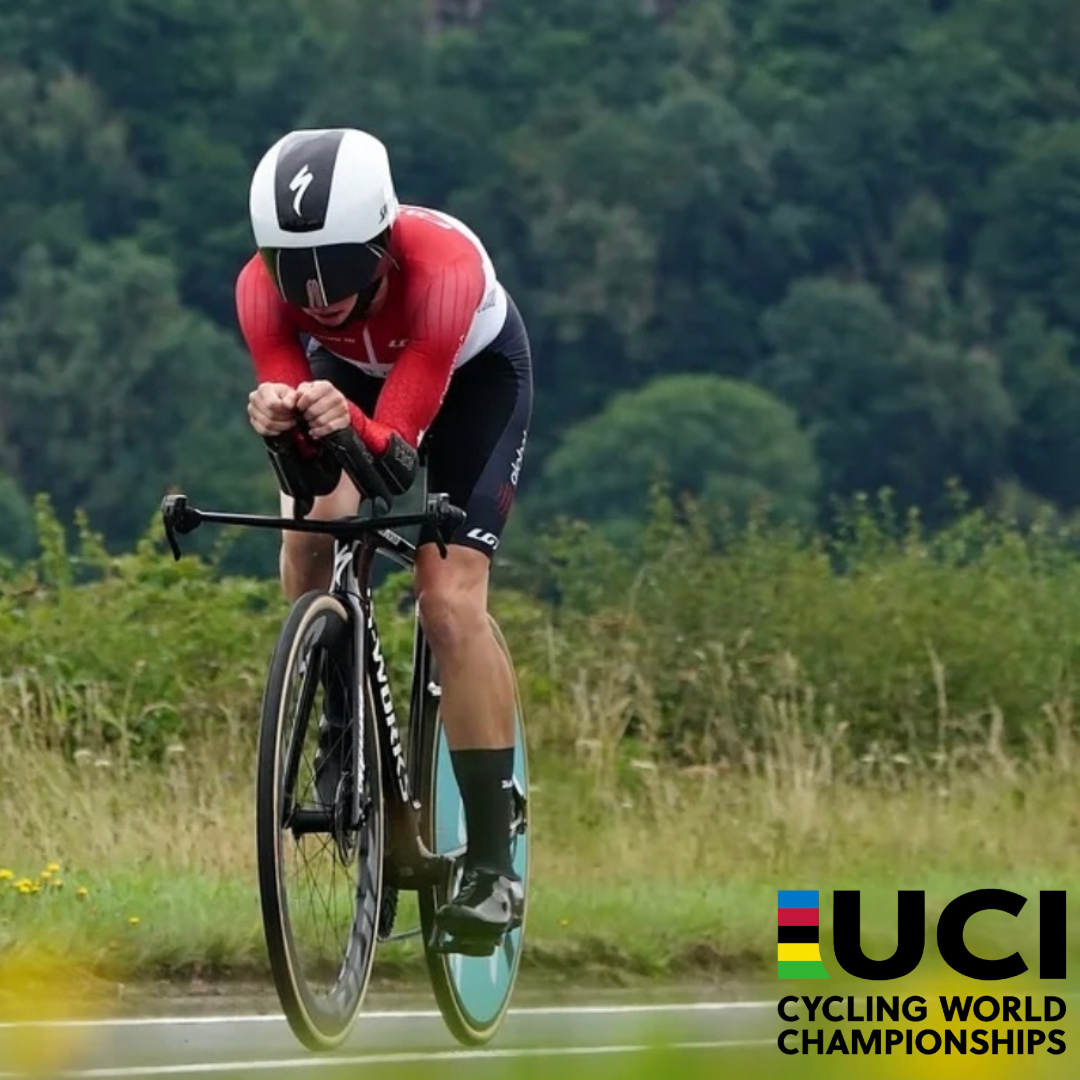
[5,494,1080,765]
[1,1,1079,568]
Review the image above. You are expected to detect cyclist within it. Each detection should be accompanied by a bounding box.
[235,126,530,948]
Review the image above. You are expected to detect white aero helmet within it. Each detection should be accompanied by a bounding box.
[249,127,400,309]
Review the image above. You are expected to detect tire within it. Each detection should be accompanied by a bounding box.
[416,615,530,1045]
[255,590,384,1051]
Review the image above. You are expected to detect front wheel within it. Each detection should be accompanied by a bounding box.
[255,590,385,1051]
[417,615,530,1046]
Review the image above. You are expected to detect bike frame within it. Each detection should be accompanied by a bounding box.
[162,489,460,891]
[328,514,452,889]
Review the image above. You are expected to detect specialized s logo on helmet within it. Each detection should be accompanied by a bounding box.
[250,128,400,307]
[290,165,314,215]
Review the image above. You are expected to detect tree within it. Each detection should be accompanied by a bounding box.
[996,304,1080,507]
[0,66,143,285]
[522,373,821,537]
[754,277,1014,514]
[975,122,1080,338]
[0,471,35,562]
[0,241,266,549]
[738,0,929,98]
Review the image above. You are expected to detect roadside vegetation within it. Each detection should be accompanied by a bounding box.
[2,492,1078,992]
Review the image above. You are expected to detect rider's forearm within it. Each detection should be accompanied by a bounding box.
[345,404,419,496]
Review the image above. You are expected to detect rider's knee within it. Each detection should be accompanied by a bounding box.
[417,576,486,658]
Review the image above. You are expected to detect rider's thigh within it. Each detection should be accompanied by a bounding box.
[279,469,362,548]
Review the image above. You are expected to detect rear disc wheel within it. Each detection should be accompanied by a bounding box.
[417,616,530,1045]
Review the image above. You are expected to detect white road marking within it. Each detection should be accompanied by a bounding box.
[0,1001,774,1031]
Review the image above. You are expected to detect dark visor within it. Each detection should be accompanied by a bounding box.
[261,242,385,307]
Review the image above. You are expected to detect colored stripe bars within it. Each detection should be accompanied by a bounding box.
[778,890,830,979]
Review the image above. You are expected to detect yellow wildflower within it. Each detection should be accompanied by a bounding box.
[128,917,140,927]
[75,887,89,900]
[46,862,61,874]
[40,870,52,881]
[0,868,13,881]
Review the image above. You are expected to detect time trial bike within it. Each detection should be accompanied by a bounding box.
[160,426,529,1051]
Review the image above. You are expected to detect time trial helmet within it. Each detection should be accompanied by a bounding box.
[248,127,399,310]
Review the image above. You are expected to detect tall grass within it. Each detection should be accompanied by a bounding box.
[518,487,1080,764]
[1,492,1079,986]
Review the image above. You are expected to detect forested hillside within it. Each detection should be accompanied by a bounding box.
[1,0,1077,572]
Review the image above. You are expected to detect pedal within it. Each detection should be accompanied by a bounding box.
[431,930,499,957]
[428,913,520,957]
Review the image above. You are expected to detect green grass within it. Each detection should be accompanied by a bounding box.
[2,712,1078,995]
[3,494,1080,1012]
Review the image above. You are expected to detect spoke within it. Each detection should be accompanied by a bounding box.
[279,642,360,997]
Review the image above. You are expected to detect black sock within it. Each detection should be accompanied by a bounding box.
[450,747,515,877]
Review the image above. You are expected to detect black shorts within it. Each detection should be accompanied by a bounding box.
[307,291,533,557]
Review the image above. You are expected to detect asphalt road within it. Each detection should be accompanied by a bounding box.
[0,999,777,1078]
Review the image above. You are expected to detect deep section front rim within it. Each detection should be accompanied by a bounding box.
[255,590,384,1051]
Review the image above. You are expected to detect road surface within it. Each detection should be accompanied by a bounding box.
[0,999,777,1078]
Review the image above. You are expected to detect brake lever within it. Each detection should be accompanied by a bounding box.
[161,494,203,561]
[425,494,466,560]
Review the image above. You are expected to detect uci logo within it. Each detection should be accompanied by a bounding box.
[778,889,1066,982]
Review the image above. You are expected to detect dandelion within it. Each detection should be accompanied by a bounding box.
[128,917,140,927]
[0,869,13,882]
[51,879,64,890]
[40,870,52,881]
[46,862,61,874]
[15,878,34,894]
[75,887,89,900]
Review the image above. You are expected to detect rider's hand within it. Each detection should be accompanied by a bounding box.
[295,380,351,439]
[248,382,299,436]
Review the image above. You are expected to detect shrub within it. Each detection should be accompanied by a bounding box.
[4,488,1080,771]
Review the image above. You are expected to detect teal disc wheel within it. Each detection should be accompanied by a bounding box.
[417,616,529,1045]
